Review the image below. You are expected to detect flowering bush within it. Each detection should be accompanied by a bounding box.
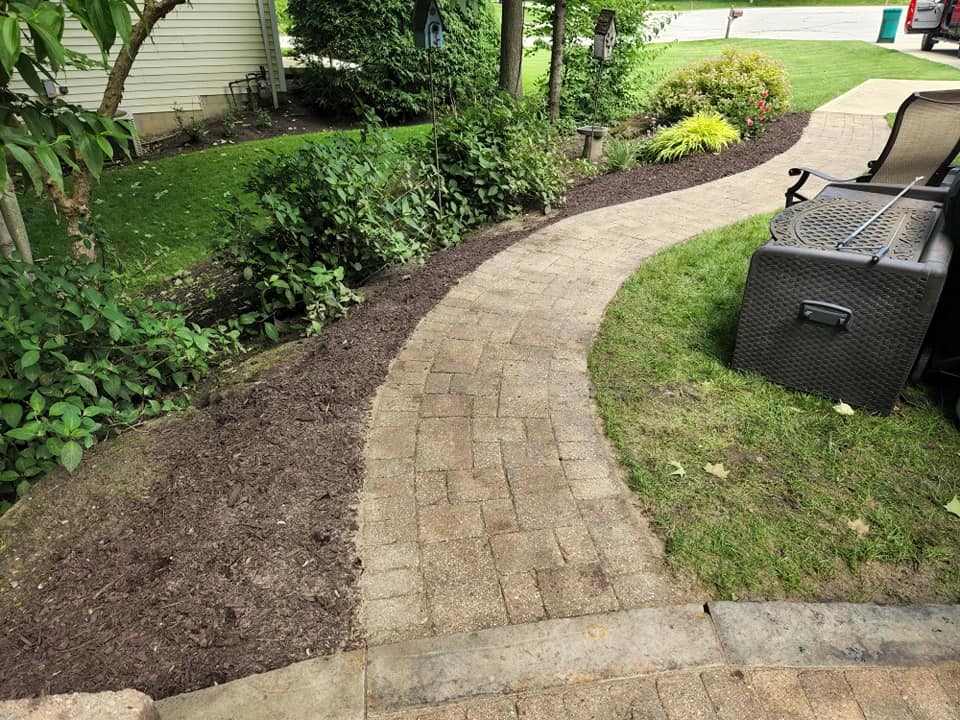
[732,90,771,139]
[649,47,791,128]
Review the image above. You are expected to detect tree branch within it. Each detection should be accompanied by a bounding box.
[98,0,190,118]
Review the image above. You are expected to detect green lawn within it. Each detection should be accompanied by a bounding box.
[21,125,428,288]
[648,39,960,111]
[525,38,960,113]
[522,48,551,94]
[590,214,960,602]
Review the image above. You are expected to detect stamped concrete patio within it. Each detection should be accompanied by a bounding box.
[356,110,890,646]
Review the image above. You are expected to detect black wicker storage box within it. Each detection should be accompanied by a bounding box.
[732,187,953,414]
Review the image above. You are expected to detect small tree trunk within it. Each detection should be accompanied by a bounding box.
[1,177,32,263]
[547,0,567,122]
[50,0,189,262]
[0,214,16,260]
[499,0,524,98]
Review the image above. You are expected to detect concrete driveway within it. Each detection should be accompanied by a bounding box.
[654,6,905,42]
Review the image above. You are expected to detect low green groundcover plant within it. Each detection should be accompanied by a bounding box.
[650,47,791,136]
[602,137,641,174]
[0,257,235,511]
[643,112,740,162]
[590,214,960,601]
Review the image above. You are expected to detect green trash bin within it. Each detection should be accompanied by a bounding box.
[877,7,902,43]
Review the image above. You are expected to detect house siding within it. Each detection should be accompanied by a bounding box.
[10,1,285,137]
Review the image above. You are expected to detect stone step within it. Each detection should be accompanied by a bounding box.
[0,690,157,720]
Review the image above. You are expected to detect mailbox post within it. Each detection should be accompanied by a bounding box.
[725,7,743,39]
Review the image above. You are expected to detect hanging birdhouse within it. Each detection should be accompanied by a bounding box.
[413,0,445,49]
[593,9,617,61]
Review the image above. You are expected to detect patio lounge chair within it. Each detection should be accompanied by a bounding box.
[785,89,960,207]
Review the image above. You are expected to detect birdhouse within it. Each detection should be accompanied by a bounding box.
[593,9,617,61]
[413,0,445,49]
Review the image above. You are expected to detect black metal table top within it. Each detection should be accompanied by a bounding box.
[770,197,939,262]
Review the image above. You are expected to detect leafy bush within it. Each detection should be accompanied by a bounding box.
[528,0,666,124]
[290,0,499,121]
[0,258,234,511]
[219,102,567,339]
[174,105,207,143]
[222,102,240,139]
[644,113,740,163]
[602,137,641,173]
[650,47,791,129]
[216,122,445,336]
[433,97,567,221]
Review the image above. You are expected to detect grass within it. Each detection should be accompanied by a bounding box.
[589,214,960,602]
[649,39,960,111]
[21,124,428,289]
[527,38,960,112]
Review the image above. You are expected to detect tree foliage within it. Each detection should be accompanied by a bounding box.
[0,0,189,261]
[288,0,499,121]
[0,255,236,510]
[0,0,138,201]
[527,0,665,125]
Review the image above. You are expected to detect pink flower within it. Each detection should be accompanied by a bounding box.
[758,100,765,107]
[762,90,769,97]
[746,118,754,126]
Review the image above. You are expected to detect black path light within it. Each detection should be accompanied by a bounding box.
[413,0,445,214]
[577,8,618,162]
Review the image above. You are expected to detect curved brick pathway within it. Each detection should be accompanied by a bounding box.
[358,111,890,645]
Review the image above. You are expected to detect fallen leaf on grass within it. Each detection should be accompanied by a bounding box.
[667,460,686,478]
[703,462,730,480]
[833,402,855,416]
[945,496,960,518]
[846,518,870,538]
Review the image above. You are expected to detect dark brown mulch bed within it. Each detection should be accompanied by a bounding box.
[0,113,809,701]
[132,98,359,162]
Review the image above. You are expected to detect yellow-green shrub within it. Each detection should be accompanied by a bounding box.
[643,113,740,163]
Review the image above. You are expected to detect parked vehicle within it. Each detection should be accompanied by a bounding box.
[905,0,960,53]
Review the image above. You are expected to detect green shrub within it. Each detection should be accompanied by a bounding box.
[290,0,498,121]
[0,257,234,511]
[650,47,791,131]
[221,102,240,139]
[219,102,567,339]
[644,112,740,163]
[433,96,567,221]
[216,121,445,336]
[602,137,641,173]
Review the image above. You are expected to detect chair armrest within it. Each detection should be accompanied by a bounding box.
[787,166,851,183]
[785,167,859,207]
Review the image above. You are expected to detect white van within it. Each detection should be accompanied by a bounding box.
[905,0,960,52]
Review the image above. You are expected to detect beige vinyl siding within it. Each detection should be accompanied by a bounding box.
[10,1,284,133]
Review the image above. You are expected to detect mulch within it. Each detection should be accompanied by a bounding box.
[0,112,810,701]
